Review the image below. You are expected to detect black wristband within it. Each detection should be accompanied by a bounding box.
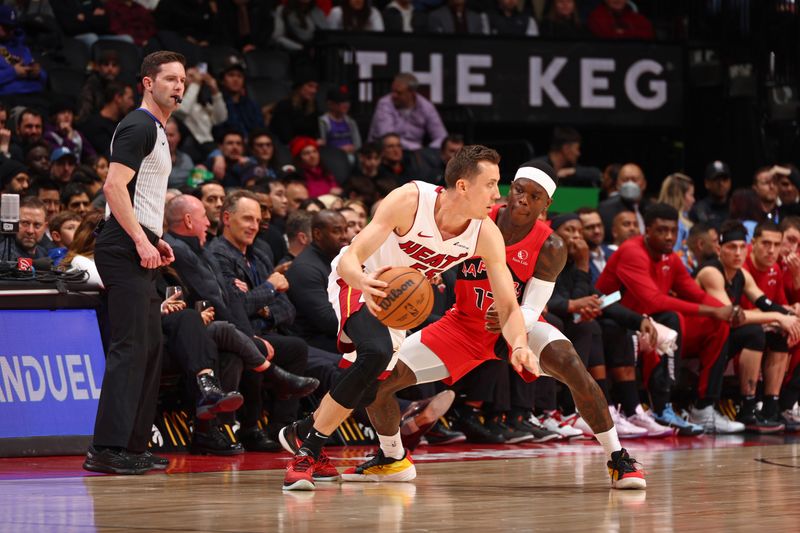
[754,295,789,314]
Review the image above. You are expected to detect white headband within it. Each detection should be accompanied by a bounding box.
[513,166,557,199]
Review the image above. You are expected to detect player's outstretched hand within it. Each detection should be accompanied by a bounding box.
[510,345,540,377]
[360,266,390,316]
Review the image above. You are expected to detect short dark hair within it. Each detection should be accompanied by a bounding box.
[779,216,800,233]
[313,209,344,232]
[32,177,60,194]
[359,142,381,157]
[220,128,244,143]
[286,209,313,239]
[644,203,678,227]
[299,197,324,211]
[444,144,500,188]
[140,50,186,81]
[103,81,131,106]
[550,127,581,151]
[753,220,781,239]
[60,182,89,205]
[17,108,42,128]
[575,207,599,216]
[442,134,464,150]
[688,221,715,239]
[248,129,273,150]
[221,189,259,216]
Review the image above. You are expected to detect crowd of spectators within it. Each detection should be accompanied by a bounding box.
[1,0,799,454]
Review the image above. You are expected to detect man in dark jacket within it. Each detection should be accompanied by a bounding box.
[286,210,349,353]
[168,193,317,450]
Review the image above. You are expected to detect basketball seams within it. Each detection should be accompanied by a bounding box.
[376,268,433,329]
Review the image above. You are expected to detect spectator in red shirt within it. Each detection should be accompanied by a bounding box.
[596,203,738,433]
[105,0,156,46]
[587,0,654,40]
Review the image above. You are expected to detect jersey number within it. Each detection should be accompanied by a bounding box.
[473,287,494,309]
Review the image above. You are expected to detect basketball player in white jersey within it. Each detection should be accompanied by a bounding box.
[280,145,539,491]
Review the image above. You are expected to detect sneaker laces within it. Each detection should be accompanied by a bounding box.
[355,450,387,473]
[289,454,315,472]
[610,450,645,475]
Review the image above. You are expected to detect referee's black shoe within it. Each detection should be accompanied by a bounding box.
[196,371,244,420]
[263,365,320,400]
[142,450,170,470]
[83,446,152,475]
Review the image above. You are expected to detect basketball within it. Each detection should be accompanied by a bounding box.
[374,267,434,329]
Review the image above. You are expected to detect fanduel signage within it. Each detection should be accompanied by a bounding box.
[322,32,683,126]
[0,309,104,438]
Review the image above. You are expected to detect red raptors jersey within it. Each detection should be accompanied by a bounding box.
[421,205,552,384]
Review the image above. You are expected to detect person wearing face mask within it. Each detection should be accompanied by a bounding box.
[598,162,649,244]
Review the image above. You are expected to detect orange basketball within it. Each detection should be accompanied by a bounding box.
[374,267,434,329]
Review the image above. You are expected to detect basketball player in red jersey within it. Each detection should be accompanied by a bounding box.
[280,146,541,490]
[340,160,647,490]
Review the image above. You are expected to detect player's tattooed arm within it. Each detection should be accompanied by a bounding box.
[532,233,568,282]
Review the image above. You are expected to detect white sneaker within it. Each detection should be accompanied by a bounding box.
[538,411,583,439]
[785,403,800,423]
[609,405,648,439]
[562,412,593,438]
[626,405,673,438]
[689,405,745,434]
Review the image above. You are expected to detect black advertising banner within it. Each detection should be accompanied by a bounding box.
[321,32,684,127]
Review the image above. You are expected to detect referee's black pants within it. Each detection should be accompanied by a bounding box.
[93,229,163,454]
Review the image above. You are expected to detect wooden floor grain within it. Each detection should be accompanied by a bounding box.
[1,443,798,533]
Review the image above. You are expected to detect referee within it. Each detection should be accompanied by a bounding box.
[83,51,186,475]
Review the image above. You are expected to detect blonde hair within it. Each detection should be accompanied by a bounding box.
[658,172,694,229]
[658,173,694,213]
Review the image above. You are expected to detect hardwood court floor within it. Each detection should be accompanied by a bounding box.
[1,435,799,533]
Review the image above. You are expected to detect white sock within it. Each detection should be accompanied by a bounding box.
[378,430,404,460]
[594,426,622,457]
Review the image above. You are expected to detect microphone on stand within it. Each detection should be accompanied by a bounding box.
[1,193,19,234]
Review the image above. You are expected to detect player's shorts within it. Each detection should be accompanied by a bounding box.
[330,277,406,379]
[401,313,568,385]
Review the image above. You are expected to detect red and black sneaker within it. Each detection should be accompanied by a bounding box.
[278,421,304,455]
[283,453,316,491]
[312,450,340,482]
[607,448,646,490]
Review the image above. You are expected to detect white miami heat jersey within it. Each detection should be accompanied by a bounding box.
[328,180,484,297]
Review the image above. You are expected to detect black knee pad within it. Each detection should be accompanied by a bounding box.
[329,340,394,408]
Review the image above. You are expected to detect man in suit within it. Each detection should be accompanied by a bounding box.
[577,207,615,285]
[207,190,316,448]
[165,194,318,452]
[598,162,649,243]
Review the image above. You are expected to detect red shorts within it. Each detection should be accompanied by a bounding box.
[333,278,364,353]
[420,310,539,385]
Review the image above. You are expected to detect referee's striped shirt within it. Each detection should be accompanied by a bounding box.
[106,108,172,236]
